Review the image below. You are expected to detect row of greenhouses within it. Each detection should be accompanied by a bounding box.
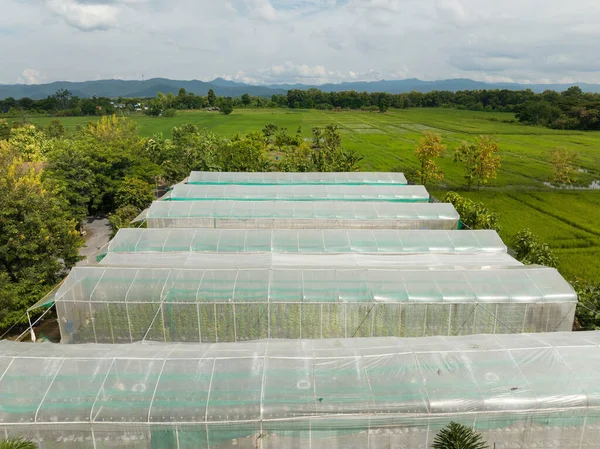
[13,171,586,449]
[1,332,599,449]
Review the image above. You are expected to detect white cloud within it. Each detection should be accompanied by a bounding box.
[45,0,121,31]
[18,69,46,85]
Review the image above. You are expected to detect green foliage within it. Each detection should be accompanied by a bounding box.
[207,89,216,107]
[108,205,141,238]
[162,108,177,117]
[220,98,234,115]
[512,228,558,267]
[0,142,82,330]
[432,422,488,449]
[414,132,446,185]
[0,437,37,449]
[444,192,500,231]
[0,119,10,140]
[115,177,155,211]
[45,119,65,138]
[550,148,579,186]
[571,280,600,330]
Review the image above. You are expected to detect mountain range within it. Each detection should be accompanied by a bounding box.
[1,77,600,100]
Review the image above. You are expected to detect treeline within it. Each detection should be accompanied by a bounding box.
[0,116,360,331]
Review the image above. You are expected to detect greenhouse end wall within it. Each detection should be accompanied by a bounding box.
[1,332,600,449]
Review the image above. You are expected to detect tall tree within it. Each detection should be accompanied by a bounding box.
[454,136,501,190]
[207,89,216,107]
[53,88,72,110]
[220,98,234,115]
[550,148,579,186]
[241,93,251,107]
[414,132,446,185]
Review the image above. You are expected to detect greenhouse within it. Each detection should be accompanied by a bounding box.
[1,332,600,449]
[146,201,460,229]
[37,266,577,344]
[164,184,430,202]
[187,171,408,185]
[101,229,508,255]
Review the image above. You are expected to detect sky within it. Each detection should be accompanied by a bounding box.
[2,0,600,86]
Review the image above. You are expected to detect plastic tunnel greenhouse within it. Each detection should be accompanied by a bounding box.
[187,171,408,185]
[101,229,508,255]
[146,201,460,229]
[2,332,600,449]
[41,266,577,344]
[164,184,430,202]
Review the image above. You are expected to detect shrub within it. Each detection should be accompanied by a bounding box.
[443,192,500,231]
[512,228,558,267]
[432,422,488,449]
[571,280,600,330]
[162,108,177,117]
[0,437,37,449]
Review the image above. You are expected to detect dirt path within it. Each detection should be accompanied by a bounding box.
[77,217,112,265]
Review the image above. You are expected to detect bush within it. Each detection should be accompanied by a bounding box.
[432,422,488,449]
[162,108,177,117]
[570,280,600,330]
[0,437,37,449]
[512,228,558,267]
[108,205,141,237]
[443,192,500,231]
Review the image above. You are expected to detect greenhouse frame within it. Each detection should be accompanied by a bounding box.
[164,184,430,202]
[146,201,460,229]
[101,229,508,256]
[37,266,577,344]
[187,171,408,185]
[1,332,600,449]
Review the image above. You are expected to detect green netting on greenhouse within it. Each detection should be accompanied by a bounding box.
[187,171,408,185]
[164,184,429,202]
[52,266,576,343]
[1,332,600,449]
[146,201,460,230]
[103,229,507,255]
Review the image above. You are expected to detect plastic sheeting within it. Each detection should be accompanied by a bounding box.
[146,201,460,230]
[1,332,600,449]
[165,184,430,202]
[53,266,577,343]
[187,171,408,185]
[103,229,508,255]
[99,252,523,269]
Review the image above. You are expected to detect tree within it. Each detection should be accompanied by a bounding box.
[0,119,10,141]
[0,141,82,330]
[220,98,234,115]
[207,89,216,107]
[0,437,37,449]
[432,422,488,449]
[550,148,579,186]
[114,177,155,211]
[512,228,558,267]
[454,136,501,190]
[53,88,72,110]
[241,93,251,107]
[414,132,446,185]
[46,120,65,138]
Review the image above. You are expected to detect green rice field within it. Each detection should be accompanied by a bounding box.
[19,108,600,282]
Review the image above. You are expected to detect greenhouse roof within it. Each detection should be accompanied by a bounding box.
[48,266,575,306]
[146,201,459,221]
[99,252,522,269]
[164,184,429,202]
[103,229,507,255]
[187,171,408,185]
[1,331,599,425]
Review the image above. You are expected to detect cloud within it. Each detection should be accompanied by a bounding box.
[3,0,600,85]
[18,69,46,85]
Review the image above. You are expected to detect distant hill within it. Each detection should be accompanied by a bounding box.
[1,77,600,100]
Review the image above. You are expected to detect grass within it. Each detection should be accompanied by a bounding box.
[12,108,600,282]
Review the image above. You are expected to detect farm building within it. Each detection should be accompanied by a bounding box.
[37,265,575,344]
[1,332,599,449]
[186,171,408,185]
[163,184,430,202]
[145,201,460,229]
[99,229,508,255]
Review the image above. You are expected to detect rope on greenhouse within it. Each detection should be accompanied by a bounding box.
[454,305,478,336]
[551,303,579,332]
[351,303,376,338]
[475,304,519,334]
